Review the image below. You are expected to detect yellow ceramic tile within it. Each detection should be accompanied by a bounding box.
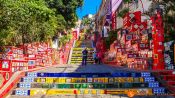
[59,78,66,83]
[46,78,54,83]
[46,89,74,95]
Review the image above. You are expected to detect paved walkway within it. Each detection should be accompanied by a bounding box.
[35,64,134,73]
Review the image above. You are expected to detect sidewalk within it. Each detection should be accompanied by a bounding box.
[31,64,134,73]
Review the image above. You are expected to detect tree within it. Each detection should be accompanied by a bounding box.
[45,0,84,29]
[0,0,83,46]
[148,0,175,42]
[0,0,58,45]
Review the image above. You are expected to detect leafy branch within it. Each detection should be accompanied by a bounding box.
[117,8,129,18]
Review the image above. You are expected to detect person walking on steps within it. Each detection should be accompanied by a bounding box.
[82,47,88,66]
[92,50,97,64]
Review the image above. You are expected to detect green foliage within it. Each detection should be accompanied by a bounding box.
[45,0,84,29]
[123,0,131,3]
[0,0,83,46]
[59,33,72,47]
[82,18,91,26]
[117,8,129,18]
[104,29,119,49]
[165,26,175,42]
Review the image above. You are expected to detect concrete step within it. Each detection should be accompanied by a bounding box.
[73,48,94,51]
[71,60,94,62]
[71,57,93,59]
[70,63,93,64]
[72,52,94,54]
[16,82,160,89]
[71,54,93,56]
[71,58,93,60]
[70,61,94,62]
[25,72,152,77]
[8,95,175,98]
[12,88,169,96]
[8,95,129,98]
[70,60,93,62]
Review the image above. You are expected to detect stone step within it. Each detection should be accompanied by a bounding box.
[72,52,94,54]
[71,59,93,61]
[16,82,160,89]
[72,49,94,51]
[70,61,95,63]
[70,62,93,64]
[71,56,93,59]
[12,88,166,96]
[70,60,93,62]
[71,57,93,59]
[25,72,152,78]
[71,60,94,62]
[70,63,94,65]
[21,77,156,83]
[70,62,94,64]
[8,95,128,98]
[70,61,93,63]
[71,54,93,57]
[73,48,94,51]
[20,77,152,84]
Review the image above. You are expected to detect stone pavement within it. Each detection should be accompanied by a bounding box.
[34,64,133,73]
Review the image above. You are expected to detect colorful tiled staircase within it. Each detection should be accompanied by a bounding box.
[10,72,169,97]
[70,48,94,64]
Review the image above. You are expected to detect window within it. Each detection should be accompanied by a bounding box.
[2,61,9,69]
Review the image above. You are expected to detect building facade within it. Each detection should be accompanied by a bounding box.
[112,0,152,29]
[95,0,111,33]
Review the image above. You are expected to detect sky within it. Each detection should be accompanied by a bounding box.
[76,0,102,19]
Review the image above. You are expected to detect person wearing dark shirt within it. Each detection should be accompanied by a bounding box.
[97,51,103,64]
[82,47,88,66]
